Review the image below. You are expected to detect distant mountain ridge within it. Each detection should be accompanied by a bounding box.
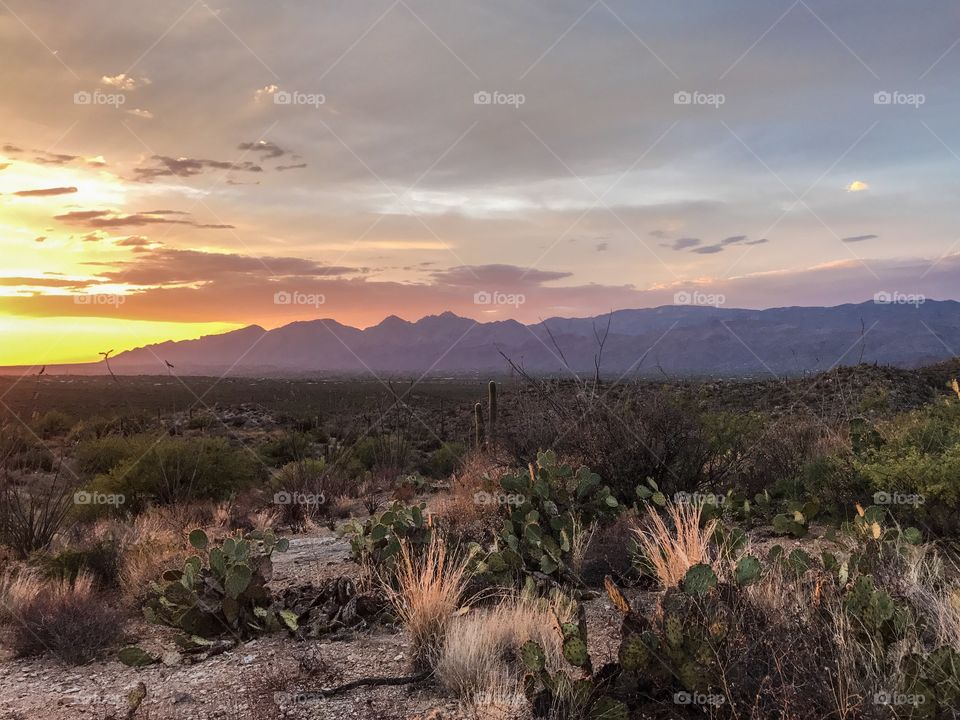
[9,301,960,377]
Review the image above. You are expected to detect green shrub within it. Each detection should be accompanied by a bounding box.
[39,541,121,589]
[851,403,960,531]
[75,434,152,478]
[33,411,75,438]
[426,442,466,479]
[258,432,314,466]
[85,436,262,513]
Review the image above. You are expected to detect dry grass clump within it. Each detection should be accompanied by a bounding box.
[432,452,509,541]
[249,507,280,532]
[117,509,188,603]
[434,595,565,700]
[631,500,716,587]
[3,570,121,664]
[384,532,471,669]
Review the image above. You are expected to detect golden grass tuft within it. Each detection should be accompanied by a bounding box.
[384,531,471,669]
[435,595,565,700]
[632,499,716,588]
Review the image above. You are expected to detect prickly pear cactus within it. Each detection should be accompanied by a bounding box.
[606,573,733,697]
[520,597,627,719]
[490,451,619,581]
[145,528,292,639]
[340,501,431,570]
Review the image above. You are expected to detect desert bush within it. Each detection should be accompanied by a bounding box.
[86,436,262,513]
[0,426,54,473]
[4,571,121,664]
[0,470,74,558]
[74,434,152,478]
[39,539,121,589]
[384,532,470,670]
[32,411,74,438]
[630,500,717,587]
[432,452,506,545]
[427,442,466,479]
[258,431,314,467]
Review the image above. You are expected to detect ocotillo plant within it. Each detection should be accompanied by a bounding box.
[474,402,485,449]
[487,380,498,444]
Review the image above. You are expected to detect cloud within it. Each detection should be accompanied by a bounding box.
[98,247,363,285]
[80,232,103,242]
[276,163,307,171]
[842,234,879,243]
[126,108,154,119]
[0,163,9,170]
[34,236,46,243]
[133,155,263,181]
[254,85,279,102]
[596,241,609,252]
[430,264,572,287]
[115,235,152,247]
[12,186,78,197]
[33,151,78,165]
[238,140,286,159]
[2,144,23,153]
[745,238,769,246]
[54,209,234,230]
[101,73,150,91]
[691,244,726,254]
[846,180,869,192]
[661,237,701,251]
[720,235,747,245]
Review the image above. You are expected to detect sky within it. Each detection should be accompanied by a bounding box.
[2,0,960,365]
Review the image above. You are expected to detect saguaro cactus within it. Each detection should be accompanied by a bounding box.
[487,380,498,444]
[474,402,485,449]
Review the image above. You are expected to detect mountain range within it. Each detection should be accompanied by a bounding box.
[8,301,960,378]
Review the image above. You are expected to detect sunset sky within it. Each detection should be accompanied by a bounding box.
[2,1,960,365]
